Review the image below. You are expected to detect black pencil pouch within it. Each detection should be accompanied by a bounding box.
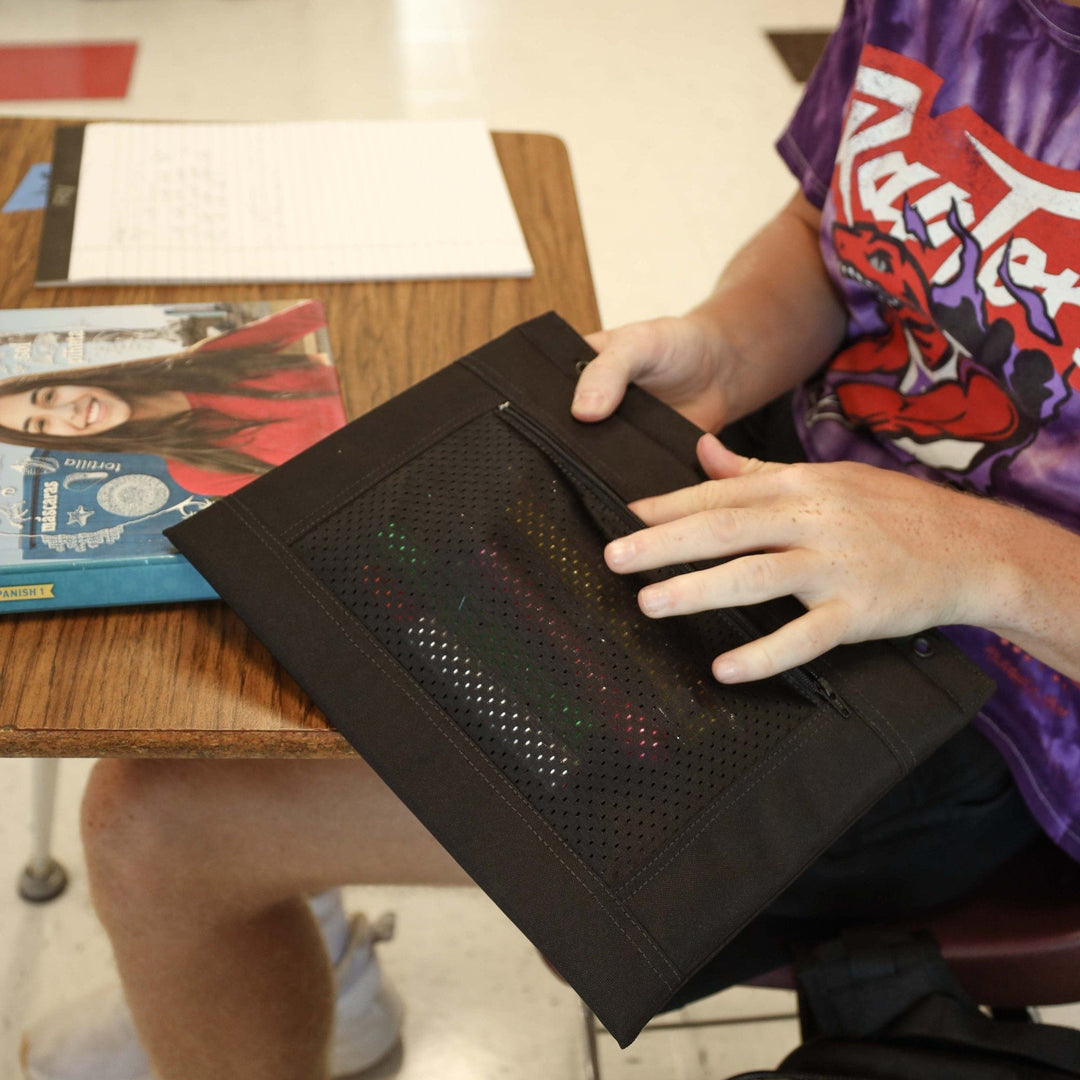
[166,312,994,1046]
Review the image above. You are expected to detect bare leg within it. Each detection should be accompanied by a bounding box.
[81,757,469,1080]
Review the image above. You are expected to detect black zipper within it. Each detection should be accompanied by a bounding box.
[496,401,856,721]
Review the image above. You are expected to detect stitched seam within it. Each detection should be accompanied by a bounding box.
[777,132,830,199]
[283,410,474,540]
[620,714,826,899]
[817,654,917,771]
[460,359,554,418]
[227,499,681,986]
[281,408,484,543]
[518,318,593,370]
[1021,0,1080,46]
[886,637,968,714]
[842,679,916,771]
[898,639,969,714]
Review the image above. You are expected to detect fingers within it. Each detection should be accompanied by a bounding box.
[573,320,684,422]
[626,465,791,527]
[614,536,847,683]
[607,505,796,573]
[634,550,814,617]
[696,432,770,482]
[572,331,647,422]
[626,440,786,526]
[711,604,848,683]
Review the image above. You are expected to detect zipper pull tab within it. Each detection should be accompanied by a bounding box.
[815,677,852,719]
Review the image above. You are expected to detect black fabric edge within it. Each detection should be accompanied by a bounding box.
[167,495,680,1046]
[625,704,908,969]
[622,654,983,977]
[615,644,988,968]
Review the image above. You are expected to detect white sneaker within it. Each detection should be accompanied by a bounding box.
[20,912,403,1080]
[326,912,404,1075]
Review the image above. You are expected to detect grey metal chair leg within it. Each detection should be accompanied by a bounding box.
[18,759,68,902]
[581,1000,601,1080]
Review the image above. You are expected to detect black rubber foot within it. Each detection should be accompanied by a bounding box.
[18,860,68,903]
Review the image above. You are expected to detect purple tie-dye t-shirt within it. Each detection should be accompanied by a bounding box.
[777,0,1080,860]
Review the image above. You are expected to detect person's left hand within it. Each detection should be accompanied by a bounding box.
[604,432,1005,682]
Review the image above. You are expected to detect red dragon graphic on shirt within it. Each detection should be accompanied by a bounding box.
[810,45,1079,486]
[831,212,1056,447]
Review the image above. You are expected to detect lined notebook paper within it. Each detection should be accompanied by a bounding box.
[37,120,534,285]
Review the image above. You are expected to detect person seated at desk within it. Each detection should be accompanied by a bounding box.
[21,0,1080,1077]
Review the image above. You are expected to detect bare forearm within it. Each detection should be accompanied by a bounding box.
[686,191,848,424]
[965,499,1080,682]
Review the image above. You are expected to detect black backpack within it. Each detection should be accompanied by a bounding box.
[731,931,1080,1080]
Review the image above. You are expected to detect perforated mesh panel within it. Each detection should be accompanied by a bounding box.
[293,413,817,887]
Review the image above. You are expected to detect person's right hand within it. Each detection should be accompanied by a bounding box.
[572,314,732,433]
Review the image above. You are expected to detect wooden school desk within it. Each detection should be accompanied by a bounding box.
[0,117,602,759]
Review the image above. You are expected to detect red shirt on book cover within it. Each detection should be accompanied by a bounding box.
[167,363,347,497]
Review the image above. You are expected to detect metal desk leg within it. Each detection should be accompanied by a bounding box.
[18,759,68,903]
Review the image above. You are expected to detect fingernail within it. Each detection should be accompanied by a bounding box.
[606,538,631,567]
[573,391,604,416]
[713,658,738,682]
[639,588,669,616]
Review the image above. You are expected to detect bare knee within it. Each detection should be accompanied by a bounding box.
[82,759,169,873]
[81,759,228,926]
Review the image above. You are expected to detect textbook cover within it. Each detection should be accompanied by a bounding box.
[0,299,347,613]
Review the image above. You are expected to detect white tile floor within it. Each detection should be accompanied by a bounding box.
[0,1,1077,1077]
